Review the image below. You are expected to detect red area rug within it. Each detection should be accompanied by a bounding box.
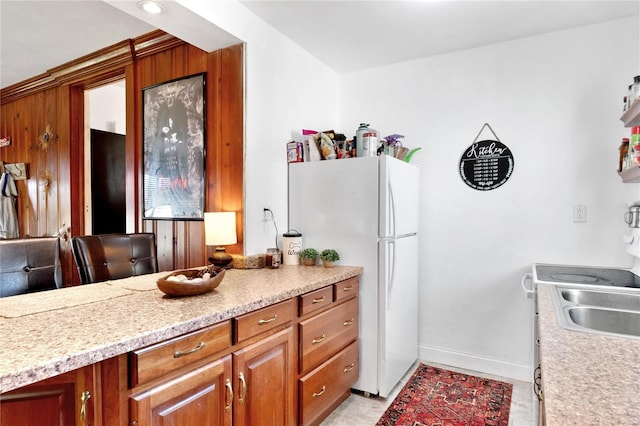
[376,363,512,426]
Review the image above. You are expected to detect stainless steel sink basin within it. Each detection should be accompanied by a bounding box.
[558,288,640,311]
[567,306,640,337]
[535,264,640,289]
[551,287,640,339]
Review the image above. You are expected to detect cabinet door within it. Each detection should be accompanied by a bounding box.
[129,355,232,426]
[0,364,97,426]
[233,327,295,426]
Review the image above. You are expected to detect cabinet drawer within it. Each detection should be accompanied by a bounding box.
[299,286,333,317]
[235,299,294,343]
[334,277,358,303]
[129,321,231,387]
[299,341,359,426]
[299,298,358,374]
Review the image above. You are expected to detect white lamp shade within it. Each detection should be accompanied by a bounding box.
[204,212,237,246]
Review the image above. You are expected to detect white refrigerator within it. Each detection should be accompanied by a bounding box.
[288,155,419,397]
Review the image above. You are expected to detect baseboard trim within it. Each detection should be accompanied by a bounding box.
[419,344,533,383]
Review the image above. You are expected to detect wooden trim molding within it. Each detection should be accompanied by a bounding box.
[0,30,183,104]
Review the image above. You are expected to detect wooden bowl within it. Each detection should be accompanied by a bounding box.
[156,268,225,297]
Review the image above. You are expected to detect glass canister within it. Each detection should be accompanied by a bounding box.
[265,248,280,269]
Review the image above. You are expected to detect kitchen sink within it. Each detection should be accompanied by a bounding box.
[567,306,640,337]
[558,288,640,311]
[535,264,640,289]
[551,287,640,339]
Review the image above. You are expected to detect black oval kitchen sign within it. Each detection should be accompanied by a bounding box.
[459,140,514,191]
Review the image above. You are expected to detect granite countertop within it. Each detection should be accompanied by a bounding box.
[0,265,363,394]
[537,283,640,424]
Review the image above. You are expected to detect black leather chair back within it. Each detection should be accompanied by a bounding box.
[0,237,63,297]
[71,233,158,284]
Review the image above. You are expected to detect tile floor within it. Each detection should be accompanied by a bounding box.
[321,361,533,425]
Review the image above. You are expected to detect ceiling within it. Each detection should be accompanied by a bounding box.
[240,0,640,73]
[0,1,154,88]
[1,1,639,89]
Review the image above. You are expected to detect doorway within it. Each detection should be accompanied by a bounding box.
[85,81,127,235]
[90,129,125,234]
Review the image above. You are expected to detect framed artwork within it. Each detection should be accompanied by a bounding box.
[142,73,206,220]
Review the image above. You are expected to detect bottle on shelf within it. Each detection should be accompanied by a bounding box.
[633,76,640,106]
[619,138,630,172]
[631,127,640,168]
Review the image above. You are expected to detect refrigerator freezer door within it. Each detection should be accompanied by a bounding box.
[378,235,418,398]
[288,158,379,251]
[379,155,419,238]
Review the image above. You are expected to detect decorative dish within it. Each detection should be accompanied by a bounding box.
[156,265,225,297]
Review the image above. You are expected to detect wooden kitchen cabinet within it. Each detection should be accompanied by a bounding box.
[128,321,233,426]
[129,355,233,426]
[128,300,296,426]
[232,327,296,425]
[0,364,99,426]
[297,276,359,426]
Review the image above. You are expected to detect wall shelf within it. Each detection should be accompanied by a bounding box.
[621,100,640,127]
[619,166,640,183]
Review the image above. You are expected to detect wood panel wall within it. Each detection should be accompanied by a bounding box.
[0,31,244,285]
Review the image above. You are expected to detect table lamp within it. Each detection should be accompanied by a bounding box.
[204,212,237,269]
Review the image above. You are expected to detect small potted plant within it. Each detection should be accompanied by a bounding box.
[299,248,319,266]
[320,249,340,268]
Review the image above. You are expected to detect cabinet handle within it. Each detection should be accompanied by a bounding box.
[80,390,91,426]
[533,365,544,402]
[312,334,326,344]
[312,296,326,304]
[258,314,278,325]
[343,363,355,373]
[173,341,205,358]
[343,285,353,291]
[238,372,247,404]
[312,386,326,398]
[343,318,355,326]
[224,379,233,411]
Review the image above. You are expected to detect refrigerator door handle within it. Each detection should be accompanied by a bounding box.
[386,240,396,311]
[388,181,396,237]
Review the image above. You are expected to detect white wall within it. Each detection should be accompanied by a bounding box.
[339,17,640,380]
[176,0,340,255]
[88,82,126,135]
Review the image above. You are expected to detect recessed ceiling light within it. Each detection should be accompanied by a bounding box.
[137,1,165,15]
